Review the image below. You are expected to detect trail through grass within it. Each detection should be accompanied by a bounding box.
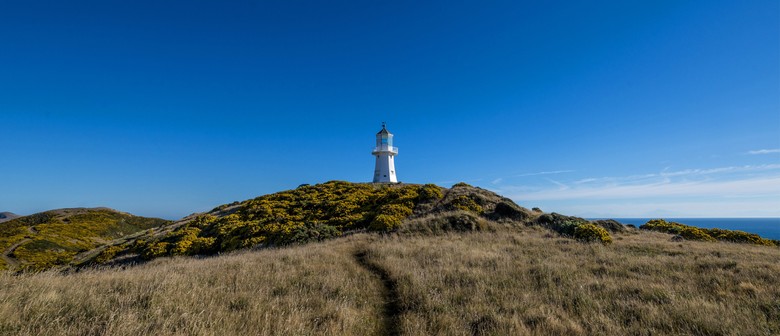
[1,238,29,270]
[354,248,402,336]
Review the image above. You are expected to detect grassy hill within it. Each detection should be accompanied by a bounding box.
[0,208,170,271]
[1,181,778,335]
[73,181,628,268]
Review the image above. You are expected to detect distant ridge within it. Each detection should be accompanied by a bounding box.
[0,207,170,271]
[0,212,20,223]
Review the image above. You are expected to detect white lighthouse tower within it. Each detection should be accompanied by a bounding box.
[372,122,398,183]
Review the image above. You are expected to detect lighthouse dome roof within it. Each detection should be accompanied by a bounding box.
[377,124,391,135]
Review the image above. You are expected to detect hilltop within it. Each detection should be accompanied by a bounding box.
[0,212,20,223]
[0,208,170,271]
[72,181,623,268]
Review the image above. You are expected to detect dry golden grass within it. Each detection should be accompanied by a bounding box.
[365,228,780,335]
[0,235,384,336]
[1,226,778,336]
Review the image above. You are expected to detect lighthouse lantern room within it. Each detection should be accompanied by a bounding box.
[372,122,398,183]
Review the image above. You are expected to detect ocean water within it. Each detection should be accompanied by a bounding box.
[591,218,780,240]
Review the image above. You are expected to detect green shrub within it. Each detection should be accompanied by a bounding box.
[536,213,583,235]
[452,182,471,188]
[284,222,341,244]
[706,228,775,246]
[442,211,489,232]
[451,196,484,214]
[535,213,613,243]
[574,223,613,244]
[640,219,775,246]
[641,219,690,236]
[191,215,217,228]
[94,246,124,264]
[418,184,444,202]
[141,242,170,260]
[592,219,625,232]
[369,214,403,231]
[491,201,529,221]
[679,227,716,242]
[377,204,414,218]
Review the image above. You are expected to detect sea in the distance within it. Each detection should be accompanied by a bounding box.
[589,218,780,240]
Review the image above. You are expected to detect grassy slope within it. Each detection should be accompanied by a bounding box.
[369,229,780,335]
[0,209,170,271]
[1,228,778,335]
[0,235,385,336]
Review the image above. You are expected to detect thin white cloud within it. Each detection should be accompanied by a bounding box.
[504,164,780,217]
[554,199,780,218]
[747,149,780,155]
[545,178,570,191]
[491,178,503,185]
[574,173,657,185]
[574,164,780,185]
[515,176,780,201]
[497,164,780,204]
[514,170,574,177]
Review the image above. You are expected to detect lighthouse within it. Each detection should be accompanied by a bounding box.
[372,123,398,183]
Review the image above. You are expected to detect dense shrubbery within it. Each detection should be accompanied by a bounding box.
[94,246,124,264]
[573,223,613,244]
[418,183,444,202]
[640,220,717,242]
[536,213,612,244]
[491,201,530,221]
[706,228,775,246]
[450,196,484,214]
[135,182,443,259]
[442,211,490,231]
[401,211,491,234]
[591,219,625,232]
[640,219,776,246]
[141,242,171,260]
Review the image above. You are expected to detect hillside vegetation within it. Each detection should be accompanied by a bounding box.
[641,219,778,246]
[2,181,769,272]
[1,228,778,335]
[81,181,631,267]
[0,208,170,271]
[1,182,779,335]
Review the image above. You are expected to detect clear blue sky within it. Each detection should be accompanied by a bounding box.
[1,0,778,219]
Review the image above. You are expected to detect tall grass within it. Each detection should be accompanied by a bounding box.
[365,228,780,335]
[0,235,384,336]
[1,227,778,335]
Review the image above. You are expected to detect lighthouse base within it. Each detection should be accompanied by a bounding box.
[373,154,397,183]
